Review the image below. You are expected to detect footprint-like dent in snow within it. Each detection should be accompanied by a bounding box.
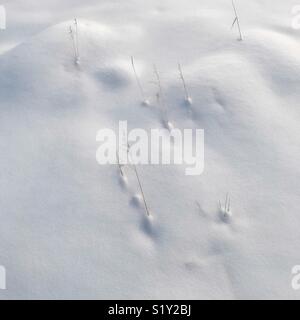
[94,67,130,90]
[141,99,150,107]
[195,201,210,220]
[162,119,174,131]
[212,88,227,113]
[131,194,144,208]
[184,260,202,272]
[182,96,193,107]
[213,206,240,234]
[118,173,128,189]
[140,215,160,240]
[219,208,233,224]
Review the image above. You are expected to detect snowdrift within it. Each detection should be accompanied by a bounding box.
[0,1,300,299]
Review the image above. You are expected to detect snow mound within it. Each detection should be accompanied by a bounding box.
[0,0,300,300]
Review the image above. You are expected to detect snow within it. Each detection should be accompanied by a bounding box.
[0,0,300,299]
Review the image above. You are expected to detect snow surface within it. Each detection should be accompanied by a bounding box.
[0,0,300,299]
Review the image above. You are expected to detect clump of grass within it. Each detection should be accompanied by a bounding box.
[231,0,243,41]
[219,193,232,220]
[131,56,149,106]
[68,18,80,64]
[128,144,151,217]
[132,163,151,217]
[153,65,173,130]
[178,63,192,106]
[116,150,125,177]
